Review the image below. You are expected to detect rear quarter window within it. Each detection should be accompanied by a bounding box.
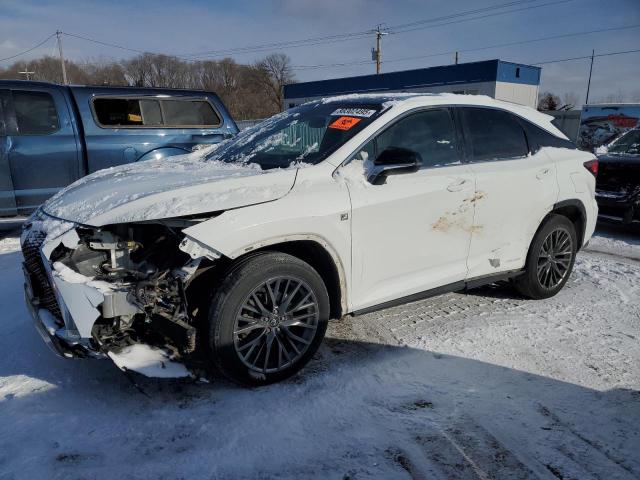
[522,120,575,152]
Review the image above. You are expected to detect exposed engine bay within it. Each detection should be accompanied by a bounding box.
[24,216,216,377]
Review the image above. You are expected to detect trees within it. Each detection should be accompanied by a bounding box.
[537,91,562,111]
[254,53,295,111]
[0,52,295,120]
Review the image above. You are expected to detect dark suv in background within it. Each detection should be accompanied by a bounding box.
[0,81,238,217]
[595,128,640,224]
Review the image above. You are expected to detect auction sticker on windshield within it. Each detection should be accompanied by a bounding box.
[331,108,377,118]
[329,116,362,131]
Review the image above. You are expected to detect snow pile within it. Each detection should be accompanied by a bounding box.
[51,262,113,294]
[586,231,640,260]
[21,210,75,246]
[0,236,19,254]
[334,155,375,187]
[43,153,266,223]
[107,344,192,378]
[319,92,432,105]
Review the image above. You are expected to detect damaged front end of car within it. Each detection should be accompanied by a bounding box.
[21,210,219,378]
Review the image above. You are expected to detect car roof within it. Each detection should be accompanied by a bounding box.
[318,92,561,137]
[319,92,553,123]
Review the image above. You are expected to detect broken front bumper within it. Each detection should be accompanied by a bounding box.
[23,263,103,359]
[21,214,105,359]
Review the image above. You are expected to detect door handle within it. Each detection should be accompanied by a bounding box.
[447,178,469,192]
[536,168,551,180]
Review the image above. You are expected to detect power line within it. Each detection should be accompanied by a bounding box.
[60,30,371,60]
[293,47,640,75]
[0,33,56,62]
[291,24,640,71]
[388,0,573,35]
[179,0,567,59]
[62,32,158,56]
[181,32,372,59]
[388,0,540,30]
[531,47,640,65]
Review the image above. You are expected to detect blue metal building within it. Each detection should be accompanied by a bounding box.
[284,59,541,109]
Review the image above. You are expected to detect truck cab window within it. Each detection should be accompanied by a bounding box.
[13,90,59,135]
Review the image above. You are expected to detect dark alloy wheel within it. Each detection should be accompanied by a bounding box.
[536,227,574,289]
[515,214,578,299]
[233,276,320,374]
[207,252,329,386]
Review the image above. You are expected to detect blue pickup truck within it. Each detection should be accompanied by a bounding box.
[0,81,238,217]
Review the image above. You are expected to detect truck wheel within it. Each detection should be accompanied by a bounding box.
[206,252,329,386]
[514,214,577,299]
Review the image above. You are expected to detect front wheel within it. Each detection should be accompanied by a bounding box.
[514,214,577,299]
[206,252,329,386]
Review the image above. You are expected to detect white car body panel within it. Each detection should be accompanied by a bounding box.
[553,147,599,244]
[182,161,353,310]
[343,161,476,310]
[465,148,559,278]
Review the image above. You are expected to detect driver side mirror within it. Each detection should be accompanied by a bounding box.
[367,147,421,184]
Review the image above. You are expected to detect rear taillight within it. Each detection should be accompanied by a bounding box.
[583,159,598,177]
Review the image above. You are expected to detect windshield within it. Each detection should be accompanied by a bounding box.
[608,129,640,154]
[207,102,383,169]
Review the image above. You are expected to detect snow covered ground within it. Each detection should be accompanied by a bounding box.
[0,225,638,479]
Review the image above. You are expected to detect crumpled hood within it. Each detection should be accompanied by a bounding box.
[43,151,297,226]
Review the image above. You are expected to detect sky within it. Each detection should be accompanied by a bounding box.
[1,0,639,104]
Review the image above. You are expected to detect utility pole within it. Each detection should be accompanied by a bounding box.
[56,30,68,85]
[585,49,595,105]
[455,51,459,65]
[372,24,388,74]
[18,64,35,80]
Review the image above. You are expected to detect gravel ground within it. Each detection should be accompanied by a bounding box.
[0,222,638,480]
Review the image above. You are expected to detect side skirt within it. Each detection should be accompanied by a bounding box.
[351,270,523,316]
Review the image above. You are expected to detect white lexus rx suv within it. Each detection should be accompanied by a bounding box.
[21,93,598,385]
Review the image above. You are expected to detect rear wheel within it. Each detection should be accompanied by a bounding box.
[206,252,329,386]
[514,214,577,299]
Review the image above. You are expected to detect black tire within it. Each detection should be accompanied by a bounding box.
[514,214,578,299]
[206,251,329,386]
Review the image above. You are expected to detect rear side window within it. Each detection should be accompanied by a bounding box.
[13,90,59,135]
[375,109,460,168]
[461,107,528,162]
[522,121,576,152]
[92,97,220,128]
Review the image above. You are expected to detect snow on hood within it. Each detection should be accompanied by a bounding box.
[42,148,297,226]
